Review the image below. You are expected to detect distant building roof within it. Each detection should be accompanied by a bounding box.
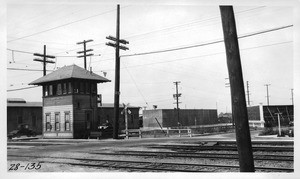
[98,103,140,109]
[7,98,26,103]
[29,64,110,85]
[7,98,42,107]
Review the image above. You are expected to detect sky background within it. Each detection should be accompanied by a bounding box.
[6,1,294,114]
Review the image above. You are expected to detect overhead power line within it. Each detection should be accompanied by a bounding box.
[121,24,293,57]
[7,9,116,43]
[7,24,292,60]
[7,86,39,92]
[124,6,265,40]
[7,40,292,74]
[7,67,53,72]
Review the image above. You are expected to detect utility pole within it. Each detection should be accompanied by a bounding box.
[33,45,55,76]
[246,81,251,106]
[122,103,130,139]
[106,4,129,139]
[77,39,94,70]
[265,84,270,106]
[291,88,294,105]
[220,6,254,172]
[173,81,181,128]
[275,113,282,136]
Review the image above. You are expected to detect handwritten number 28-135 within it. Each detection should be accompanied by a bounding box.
[9,163,41,171]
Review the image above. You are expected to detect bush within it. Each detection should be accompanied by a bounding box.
[259,127,275,136]
[259,127,293,136]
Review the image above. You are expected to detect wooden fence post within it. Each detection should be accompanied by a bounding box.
[167,128,169,137]
[139,129,142,139]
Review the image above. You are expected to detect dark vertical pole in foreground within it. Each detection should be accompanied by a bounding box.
[219,6,255,172]
[113,4,120,139]
[43,45,46,76]
[83,42,87,70]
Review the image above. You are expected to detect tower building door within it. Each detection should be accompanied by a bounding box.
[85,111,92,131]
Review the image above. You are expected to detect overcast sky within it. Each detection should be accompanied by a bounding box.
[5,1,295,113]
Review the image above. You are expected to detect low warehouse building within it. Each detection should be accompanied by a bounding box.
[143,109,218,129]
[7,98,42,134]
[247,104,293,128]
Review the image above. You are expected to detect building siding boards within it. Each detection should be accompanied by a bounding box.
[44,95,73,106]
[247,106,261,121]
[7,106,42,134]
[43,105,73,138]
[143,109,218,128]
[143,110,163,128]
[262,105,293,127]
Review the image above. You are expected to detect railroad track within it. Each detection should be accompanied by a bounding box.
[8,154,293,172]
[192,141,294,146]
[150,144,294,152]
[89,151,293,161]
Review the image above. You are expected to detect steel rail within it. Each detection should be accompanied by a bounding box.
[113,150,294,158]
[8,154,293,172]
[89,151,293,161]
[150,145,294,152]
[192,141,294,146]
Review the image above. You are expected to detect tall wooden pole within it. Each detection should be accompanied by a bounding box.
[113,4,121,139]
[43,45,46,76]
[265,84,270,105]
[173,81,181,127]
[291,88,294,105]
[220,6,255,172]
[33,45,55,76]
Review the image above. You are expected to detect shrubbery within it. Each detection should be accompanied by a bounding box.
[259,127,294,137]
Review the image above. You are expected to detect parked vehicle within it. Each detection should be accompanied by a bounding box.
[7,124,36,139]
[98,121,113,137]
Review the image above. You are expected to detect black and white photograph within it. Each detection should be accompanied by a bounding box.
[2,0,299,178]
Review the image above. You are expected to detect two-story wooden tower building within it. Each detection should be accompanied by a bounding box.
[29,64,110,138]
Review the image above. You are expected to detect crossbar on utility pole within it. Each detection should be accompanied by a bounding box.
[77,39,94,70]
[33,45,55,76]
[220,6,255,172]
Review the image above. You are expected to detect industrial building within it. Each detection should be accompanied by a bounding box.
[7,98,43,134]
[142,109,218,129]
[247,104,293,128]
